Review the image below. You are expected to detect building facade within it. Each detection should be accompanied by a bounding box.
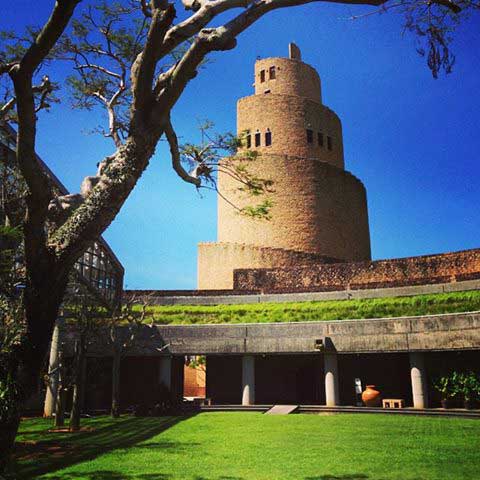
[198,44,371,289]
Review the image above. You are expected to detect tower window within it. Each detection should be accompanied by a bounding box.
[265,129,272,146]
[260,70,266,83]
[246,132,251,149]
[306,129,313,144]
[269,66,276,80]
[318,132,324,147]
[264,89,271,94]
[255,130,261,147]
[327,136,333,151]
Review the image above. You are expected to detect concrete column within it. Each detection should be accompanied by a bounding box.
[159,356,172,391]
[43,317,65,417]
[410,352,428,409]
[324,352,339,407]
[242,355,255,406]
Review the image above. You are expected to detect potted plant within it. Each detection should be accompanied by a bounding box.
[433,372,459,408]
[457,371,480,410]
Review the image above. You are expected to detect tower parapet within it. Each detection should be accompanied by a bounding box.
[198,44,371,289]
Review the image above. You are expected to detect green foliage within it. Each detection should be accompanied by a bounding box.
[133,290,480,325]
[433,370,480,401]
[433,371,460,399]
[179,121,275,219]
[240,198,274,220]
[0,297,25,425]
[186,355,206,370]
[456,371,480,401]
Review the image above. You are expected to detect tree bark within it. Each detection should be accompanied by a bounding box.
[0,265,68,474]
[54,350,66,428]
[111,348,121,418]
[0,414,20,474]
[69,339,86,432]
[0,356,21,475]
[22,260,69,396]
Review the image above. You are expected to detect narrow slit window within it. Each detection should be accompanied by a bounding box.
[318,132,324,147]
[264,89,271,94]
[260,70,266,83]
[269,66,276,80]
[255,130,261,147]
[327,136,333,151]
[306,129,313,144]
[265,129,272,146]
[246,132,251,149]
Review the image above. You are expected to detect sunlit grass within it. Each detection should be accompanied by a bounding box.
[132,290,480,325]
[13,413,480,480]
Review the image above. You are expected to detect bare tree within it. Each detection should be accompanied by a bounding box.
[107,297,147,418]
[0,0,475,470]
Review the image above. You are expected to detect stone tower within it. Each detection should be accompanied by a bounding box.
[198,44,371,289]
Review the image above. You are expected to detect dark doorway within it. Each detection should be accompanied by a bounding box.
[338,353,411,406]
[255,355,324,404]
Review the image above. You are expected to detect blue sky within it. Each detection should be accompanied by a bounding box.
[4,1,480,289]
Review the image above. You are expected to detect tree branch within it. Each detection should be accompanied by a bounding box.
[164,118,201,187]
[20,0,81,75]
[131,2,176,121]
[75,64,123,81]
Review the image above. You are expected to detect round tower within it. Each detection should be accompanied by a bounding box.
[198,44,371,289]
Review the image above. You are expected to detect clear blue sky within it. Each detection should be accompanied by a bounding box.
[4,1,480,289]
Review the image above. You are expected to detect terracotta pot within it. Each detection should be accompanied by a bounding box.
[362,385,382,407]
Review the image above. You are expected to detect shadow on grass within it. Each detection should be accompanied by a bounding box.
[13,415,194,480]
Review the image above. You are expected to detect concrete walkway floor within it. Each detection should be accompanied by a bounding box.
[200,404,480,419]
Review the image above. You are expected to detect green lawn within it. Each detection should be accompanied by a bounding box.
[12,412,480,480]
[136,290,480,324]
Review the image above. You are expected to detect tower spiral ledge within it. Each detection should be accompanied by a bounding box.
[198,44,371,290]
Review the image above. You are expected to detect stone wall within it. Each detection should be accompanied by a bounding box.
[198,241,339,290]
[237,95,344,168]
[253,57,322,101]
[217,155,371,261]
[233,248,480,293]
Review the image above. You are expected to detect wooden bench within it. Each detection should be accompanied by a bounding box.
[382,398,405,409]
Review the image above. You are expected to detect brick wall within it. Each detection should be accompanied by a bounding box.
[237,94,344,168]
[198,241,339,290]
[253,57,322,101]
[233,248,480,293]
[217,155,371,261]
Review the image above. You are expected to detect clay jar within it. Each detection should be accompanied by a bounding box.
[362,385,382,407]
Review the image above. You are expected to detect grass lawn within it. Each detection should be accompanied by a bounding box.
[134,290,480,325]
[12,412,480,480]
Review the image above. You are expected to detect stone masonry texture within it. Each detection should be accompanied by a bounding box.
[233,248,480,293]
[198,45,371,289]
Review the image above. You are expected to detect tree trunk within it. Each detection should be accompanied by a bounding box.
[54,349,66,428]
[0,269,67,475]
[0,357,21,475]
[69,339,86,431]
[0,412,20,475]
[111,348,121,418]
[44,317,65,417]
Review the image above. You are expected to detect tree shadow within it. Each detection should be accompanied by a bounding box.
[12,415,195,480]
